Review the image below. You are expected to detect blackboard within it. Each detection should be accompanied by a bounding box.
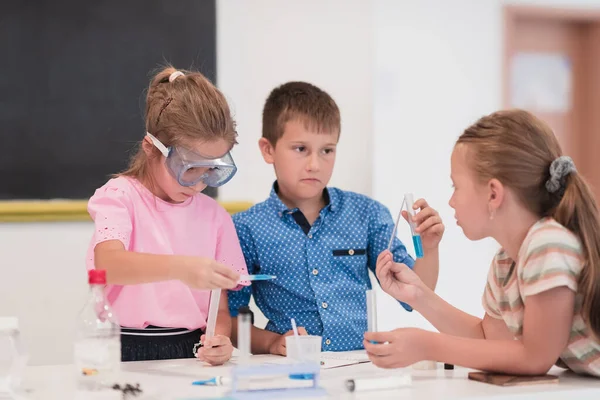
[1,0,218,200]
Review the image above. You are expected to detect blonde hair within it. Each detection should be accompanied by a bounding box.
[457,109,600,338]
[120,65,237,179]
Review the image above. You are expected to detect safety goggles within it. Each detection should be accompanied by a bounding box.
[146,133,237,188]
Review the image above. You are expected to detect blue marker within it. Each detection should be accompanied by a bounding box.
[404,193,424,258]
[192,376,230,386]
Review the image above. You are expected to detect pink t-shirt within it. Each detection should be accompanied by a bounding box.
[85,176,247,330]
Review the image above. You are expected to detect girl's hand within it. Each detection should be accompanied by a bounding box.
[404,198,444,250]
[196,334,234,366]
[364,328,432,368]
[175,257,240,290]
[376,250,427,307]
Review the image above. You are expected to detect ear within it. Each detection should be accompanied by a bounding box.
[142,136,154,157]
[258,137,275,164]
[488,178,505,212]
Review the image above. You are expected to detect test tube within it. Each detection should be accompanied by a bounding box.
[404,193,424,258]
[366,289,378,344]
[205,289,221,340]
[366,289,377,333]
[237,306,252,365]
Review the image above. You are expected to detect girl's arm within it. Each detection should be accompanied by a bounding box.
[366,286,574,375]
[376,253,514,340]
[432,286,574,374]
[417,287,514,340]
[94,240,239,289]
[197,290,234,366]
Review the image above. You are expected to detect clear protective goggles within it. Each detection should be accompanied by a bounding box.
[146,133,237,188]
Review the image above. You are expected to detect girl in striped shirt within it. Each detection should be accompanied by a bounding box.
[366,109,600,377]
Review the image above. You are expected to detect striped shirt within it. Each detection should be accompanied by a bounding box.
[483,218,600,377]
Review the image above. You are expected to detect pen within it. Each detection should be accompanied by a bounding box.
[192,376,231,386]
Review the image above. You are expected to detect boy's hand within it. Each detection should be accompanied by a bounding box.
[196,334,233,366]
[402,198,444,250]
[268,327,308,356]
[376,250,427,307]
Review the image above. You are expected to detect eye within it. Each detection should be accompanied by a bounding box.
[322,148,335,155]
[294,146,306,153]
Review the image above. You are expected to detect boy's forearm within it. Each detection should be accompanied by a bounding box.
[427,331,554,375]
[412,248,439,290]
[231,317,281,354]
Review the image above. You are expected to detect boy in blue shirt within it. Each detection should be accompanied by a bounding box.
[229,82,444,354]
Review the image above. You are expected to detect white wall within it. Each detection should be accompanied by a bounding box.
[216,0,374,203]
[3,0,600,366]
[372,0,600,332]
[0,223,91,365]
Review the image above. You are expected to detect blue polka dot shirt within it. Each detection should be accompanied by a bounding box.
[228,182,415,351]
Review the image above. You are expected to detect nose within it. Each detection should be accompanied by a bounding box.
[306,153,320,172]
[191,179,208,193]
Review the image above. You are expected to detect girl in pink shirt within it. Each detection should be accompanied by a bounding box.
[86,66,248,364]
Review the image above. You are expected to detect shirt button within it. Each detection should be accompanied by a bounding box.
[308,233,313,239]
[349,249,355,255]
[322,302,328,309]
[325,339,331,345]
[312,269,319,275]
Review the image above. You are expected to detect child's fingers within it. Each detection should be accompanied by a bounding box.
[210,335,230,347]
[277,341,287,356]
[210,273,238,290]
[377,260,395,282]
[213,262,240,281]
[202,345,230,358]
[206,356,228,366]
[201,349,230,365]
[413,198,429,210]
[415,215,443,234]
[377,257,394,273]
[377,250,392,264]
[401,210,409,222]
[412,207,437,225]
[298,327,308,335]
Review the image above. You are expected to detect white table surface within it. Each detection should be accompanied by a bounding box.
[10,354,600,400]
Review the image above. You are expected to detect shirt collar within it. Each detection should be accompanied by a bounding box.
[268,181,337,216]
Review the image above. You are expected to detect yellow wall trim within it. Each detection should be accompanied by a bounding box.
[0,200,253,223]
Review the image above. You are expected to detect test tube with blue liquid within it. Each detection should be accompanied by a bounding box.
[404,193,424,258]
